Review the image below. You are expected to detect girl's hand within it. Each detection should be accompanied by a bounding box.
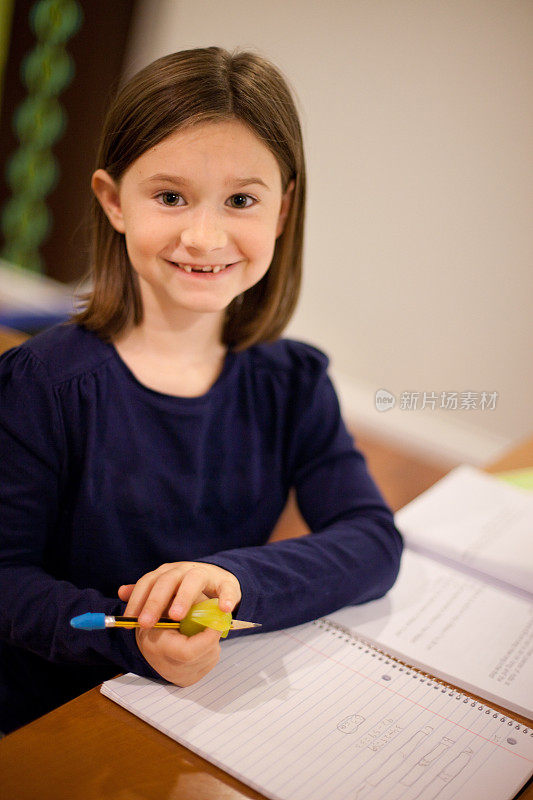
[118,561,241,626]
[117,562,241,687]
[133,625,223,687]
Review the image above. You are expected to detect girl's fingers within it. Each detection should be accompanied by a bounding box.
[135,626,222,685]
[124,576,157,618]
[123,565,181,618]
[167,567,241,618]
[123,562,241,628]
[136,567,193,627]
[118,584,135,601]
[168,567,211,619]
[216,578,240,613]
[161,626,221,662]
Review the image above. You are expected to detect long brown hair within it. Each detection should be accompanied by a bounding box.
[72,47,306,350]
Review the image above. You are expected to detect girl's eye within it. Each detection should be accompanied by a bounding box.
[227,194,255,209]
[157,192,183,206]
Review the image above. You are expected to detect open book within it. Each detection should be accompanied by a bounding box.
[101,465,533,800]
[330,464,533,719]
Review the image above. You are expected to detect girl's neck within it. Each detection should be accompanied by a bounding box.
[112,311,228,398]
[119,319,225,361]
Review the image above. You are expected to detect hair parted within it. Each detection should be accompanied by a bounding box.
[72,46,306,350]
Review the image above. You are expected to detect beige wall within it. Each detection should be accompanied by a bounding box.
[126,0,533,464]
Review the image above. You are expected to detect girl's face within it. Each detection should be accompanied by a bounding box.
[93,119,294,327]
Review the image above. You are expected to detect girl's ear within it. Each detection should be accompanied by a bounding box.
[91,169,126,233]
[276,179,295,238]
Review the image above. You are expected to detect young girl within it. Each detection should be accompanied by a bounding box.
[0,47,402,733]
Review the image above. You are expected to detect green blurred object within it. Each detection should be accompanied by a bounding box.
[1,0,83,273]
[0,0,14,115]
[31,0,81,44]
[14,95,66,145]
[6,147,58,198]
[496,468,533,492]
[22,42,74,95]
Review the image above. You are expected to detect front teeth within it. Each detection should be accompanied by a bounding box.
[176,263,228,274]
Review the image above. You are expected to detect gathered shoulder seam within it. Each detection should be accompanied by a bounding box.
[21,342,115,389]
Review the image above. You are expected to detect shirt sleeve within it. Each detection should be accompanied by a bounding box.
[200,342,403,632]
[0,347,160,680]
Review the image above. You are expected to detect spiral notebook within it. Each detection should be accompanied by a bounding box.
[101,618,533,800]
[333,465,533,720]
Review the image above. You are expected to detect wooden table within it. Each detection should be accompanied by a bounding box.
[0,324,29,353]
[1,438,532,800]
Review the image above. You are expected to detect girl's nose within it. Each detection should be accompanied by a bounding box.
[180,208,228,251]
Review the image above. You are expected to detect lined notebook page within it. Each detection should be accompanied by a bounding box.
[101,621,533,800]
[329,549,533,718]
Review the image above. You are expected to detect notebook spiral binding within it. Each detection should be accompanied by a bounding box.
[314,618,532,736]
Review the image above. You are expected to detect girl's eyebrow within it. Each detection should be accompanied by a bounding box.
[142,173,271,190]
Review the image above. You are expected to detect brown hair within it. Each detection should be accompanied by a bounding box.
[73,46,306,350]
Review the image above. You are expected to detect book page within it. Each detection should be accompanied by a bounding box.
[330,549,533,718]
[102,622,533,800]
[394,465,533,594]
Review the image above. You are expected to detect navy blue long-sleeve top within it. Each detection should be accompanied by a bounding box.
[0,323,402,732]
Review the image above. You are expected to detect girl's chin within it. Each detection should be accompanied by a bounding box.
[157,295,238,317]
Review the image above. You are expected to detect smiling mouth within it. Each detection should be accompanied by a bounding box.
[170,262,235,274]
